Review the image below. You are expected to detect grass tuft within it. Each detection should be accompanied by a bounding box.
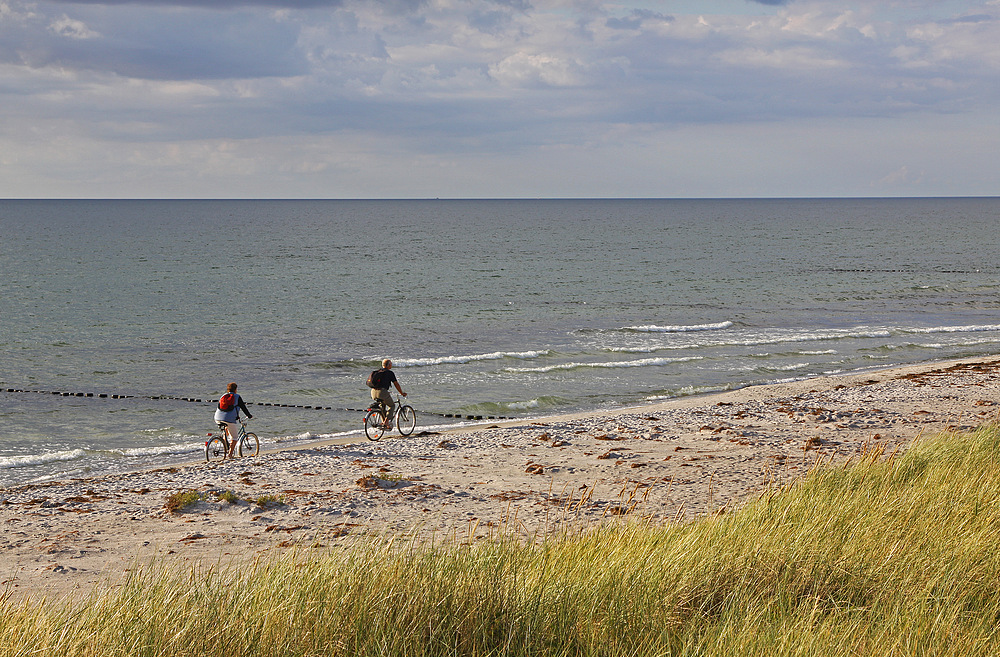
[253,494,285,508]
[163,490,202,514]
[217,489,239,504]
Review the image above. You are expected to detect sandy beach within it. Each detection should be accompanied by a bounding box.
[3,355,999,601]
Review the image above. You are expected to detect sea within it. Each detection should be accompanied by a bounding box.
[1,198,998,487]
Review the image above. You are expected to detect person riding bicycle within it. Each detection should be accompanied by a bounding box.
[214,382,253,458]
[368,359,406,429]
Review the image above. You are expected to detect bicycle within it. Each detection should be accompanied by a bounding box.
[363,394,416,441]
[205,416,260,461]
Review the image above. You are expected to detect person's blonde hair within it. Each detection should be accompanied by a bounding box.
[382,359,392,368]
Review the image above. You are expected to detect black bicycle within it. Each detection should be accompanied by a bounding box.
[363,394,416,441]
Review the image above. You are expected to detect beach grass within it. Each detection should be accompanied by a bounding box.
[4,424,1000,656]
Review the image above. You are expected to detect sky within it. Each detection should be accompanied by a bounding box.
[1,0,998,198]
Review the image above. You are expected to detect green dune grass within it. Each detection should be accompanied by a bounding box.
[4,425,1000,656]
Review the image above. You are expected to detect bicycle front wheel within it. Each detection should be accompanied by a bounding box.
[364,409,387,441]
[206,436,228,462]
[239,432,260,458]
[396,405,416,436]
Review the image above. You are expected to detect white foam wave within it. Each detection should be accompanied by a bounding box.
[645,384,731,401]
[740,329,893,346]
[608,327,893,353]
[507,399,541,410]
[955,337,1000,347]
[26,471,88,485]
[761,362,812,372]
[906,324,1000,335]
[624,321,734,333]
[504,356,704,374]
[0,449,87,470]
[275,429,358,444]
[608,346,657,353]
[396,350,551,367]
[768,376,807,385]
[115,442,205,458]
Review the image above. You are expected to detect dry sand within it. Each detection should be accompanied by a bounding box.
[3,356,999,601]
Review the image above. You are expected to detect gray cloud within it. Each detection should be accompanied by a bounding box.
[43,0,347,7]
[39,0,436,9]
[1,5,307,79]
[9,1,997,117]
[942,13,994,24]
[606,9,673,31]
[2,0,999,198]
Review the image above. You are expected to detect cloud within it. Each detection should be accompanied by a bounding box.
[874,165,925,189]
[2,0,1000,197]
[489,52,583,87]
[1,4,307,79]
[605,9,673,31]
[940,13,994,24]
[45,0,348,7]
[49,15,101,38]
[39,0,438,9]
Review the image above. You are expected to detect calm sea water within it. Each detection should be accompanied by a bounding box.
[1,198,998,486]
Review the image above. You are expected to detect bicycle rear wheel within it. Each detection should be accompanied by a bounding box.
[396,405,416,436]
[239,432,260,458]
[205,436,228,462]
[364,409,387,441]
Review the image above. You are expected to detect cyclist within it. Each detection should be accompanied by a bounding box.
[368,359,407,429]
[214,382,253,458]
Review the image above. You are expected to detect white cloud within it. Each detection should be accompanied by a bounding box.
[489,51,582,87]
[716,46,849,70]
[875,165,925,189]
[49,15,100,39]
[779,8,866,38]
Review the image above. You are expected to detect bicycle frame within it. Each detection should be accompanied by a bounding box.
[373,395,403,420]
[231,417,250,442]
[205,416,260,461]
[364,395,415,441]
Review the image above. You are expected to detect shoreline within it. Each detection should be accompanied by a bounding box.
[3,354,999,601]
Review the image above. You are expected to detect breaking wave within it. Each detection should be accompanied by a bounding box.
[504,355,704,374]
[0,449,87,470]
[623,321,734,333]
[395,350,552,367]
[905,324,1000,334]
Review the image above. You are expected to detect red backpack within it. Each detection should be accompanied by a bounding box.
[218,392,236,411]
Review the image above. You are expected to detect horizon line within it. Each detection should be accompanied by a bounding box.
[2,195,998,202]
